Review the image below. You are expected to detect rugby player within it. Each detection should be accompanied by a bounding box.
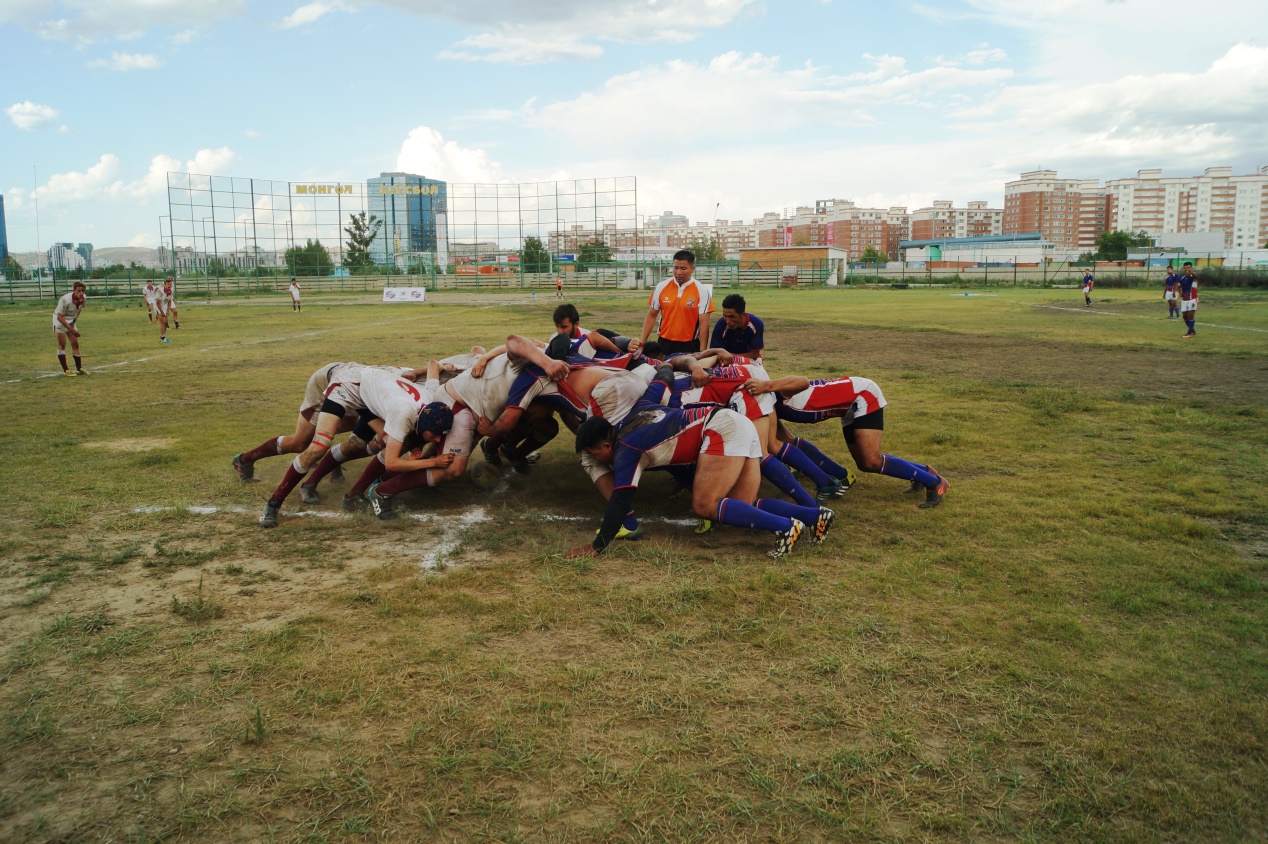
[568,368,833,560]
[143,279,158,323]
[1164,267,1180,319]
[53,281,89,376]
[259,365,456,527]
[1178,262,1199,338]
[154,277,175,343]
[744,373,950,508]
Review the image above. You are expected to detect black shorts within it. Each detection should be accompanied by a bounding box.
[842,407,884,444]
[657,337,701,357]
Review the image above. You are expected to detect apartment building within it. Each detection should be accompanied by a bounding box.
[1003,170,1110,256]
[755,200,912,259]
[910,201,1002,241]
[1106,166,1268,250]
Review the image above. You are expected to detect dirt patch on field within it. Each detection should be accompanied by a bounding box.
[81,436,175,452]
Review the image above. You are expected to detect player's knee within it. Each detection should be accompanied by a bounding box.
[531,416,559,444]
[857,453,884,473]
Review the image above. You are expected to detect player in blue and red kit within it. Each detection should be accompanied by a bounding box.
[708,293,764,360]
[744,373,949,508]
[568,368,833,559]
[1163,267,1180,319]
[1177,262,1199,338]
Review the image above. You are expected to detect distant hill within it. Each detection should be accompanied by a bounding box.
[6,247,163,269]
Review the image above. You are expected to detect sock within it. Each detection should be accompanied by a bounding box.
[241,436,285,464]
[303,448,343,488]
[348,458,388,497]
[776,442,832,487]
[792,437,849,481]
[73,355,82,371]
[1186,319,1195,334]
[623,512,639,531]
[714,498,789,533]
[376,467,439,496]
[57,351,68,372]
[880,455,940,489]
[267,456,311,505]
[760,455,817,508]
[755,497,821,526]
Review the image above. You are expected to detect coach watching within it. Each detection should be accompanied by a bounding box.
[639,249,713,356]
[709,293,764,359]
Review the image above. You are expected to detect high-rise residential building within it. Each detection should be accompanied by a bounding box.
[75,242,93,270]
[1105,166,1268,250]
[755,201,911,259]
[47,242,91,272]
[366,172,448,265]
[645,211,690,228]
[910,201,1002,242]
[0,194,9,267]
[1003,170,1110,256]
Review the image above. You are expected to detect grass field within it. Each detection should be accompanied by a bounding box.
[1,286,1265,842]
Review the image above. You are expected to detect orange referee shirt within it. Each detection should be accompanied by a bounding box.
[648,277,713,343]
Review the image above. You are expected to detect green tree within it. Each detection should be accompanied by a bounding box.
[343,212,383,269]
[285,239,334,276]
[519,235,550,273]
[858,246,887,265]
[3,255,28,280]
[576,238,612,271]
[1093,230,1152,262]
[688,235,724,263]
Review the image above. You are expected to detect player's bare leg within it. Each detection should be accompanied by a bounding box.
[846,428,947,508]
[694,453,826,557]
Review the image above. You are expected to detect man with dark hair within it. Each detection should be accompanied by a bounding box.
[1178,262,1199,338]
[709,293,764,359]
[567,368,833,559]
[638,249,713,357]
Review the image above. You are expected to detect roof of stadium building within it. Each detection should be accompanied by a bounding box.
[898,232,1048,249]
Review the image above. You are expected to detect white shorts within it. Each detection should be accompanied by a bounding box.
[301,364,359,420]
[53,319,75,335]
[701,409,762,459]
[324,381,365,414]
[1164,291,1177,301]
[1083,287,1092,295]
[439,408,477,459]
[1180,299,1196,313]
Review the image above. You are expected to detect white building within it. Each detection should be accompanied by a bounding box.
[1107,166,1268,250]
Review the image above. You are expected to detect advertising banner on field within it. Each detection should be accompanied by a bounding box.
[382,287,426,302]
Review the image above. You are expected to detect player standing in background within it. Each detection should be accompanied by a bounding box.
[289,277,301,312]
[164,275,181,329]
[1178,262,1199,338]
[709,293,765,360]
[1164,266,1180,318]
[154,277,175,343]
[638,249,714,356]
[1082,270,1094,307]
[53,281,89,377]
[144,279,158,323]
[555,276,564,300]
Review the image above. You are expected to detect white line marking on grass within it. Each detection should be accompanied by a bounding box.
[949,293,998,297]
[1020,303,1268,333]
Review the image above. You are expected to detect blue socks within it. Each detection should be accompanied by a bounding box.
[880,455,939,489]
[776,441,832,487]
[793,437,850,481]
[755,498,821,526]
[715,499,789,533]
[760,455,818,508]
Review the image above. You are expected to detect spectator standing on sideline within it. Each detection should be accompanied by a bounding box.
[1082,270,1094,306]
[1164,266,1180,318]
[638,249,714,357]
[555,276,564,300]
[1178,262,1199,338]
[289,277,301,312]
[709,293,764,360]
[53,281,89,376]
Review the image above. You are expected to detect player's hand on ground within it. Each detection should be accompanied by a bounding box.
[566,543,598,559]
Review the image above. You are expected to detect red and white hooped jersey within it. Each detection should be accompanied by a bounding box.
[776,376,887,425]
[676,363,774,420]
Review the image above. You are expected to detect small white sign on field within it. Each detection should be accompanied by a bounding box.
[382,287,426,303]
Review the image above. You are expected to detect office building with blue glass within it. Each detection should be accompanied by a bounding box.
[0,194,9,267]
[366,172,447,266]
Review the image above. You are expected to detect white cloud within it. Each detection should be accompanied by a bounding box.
[3,0,248,43]
[32,154,126,204]
[128,232,156,247]
[186,147,238,175]
[130,154,182,198]
[168,28,196,45]
[395,127,507,183]
[279,2,346,29]
[438,31,603,64]
[88,52,162,71]
[244,129,263,139]
[5,100,60,131]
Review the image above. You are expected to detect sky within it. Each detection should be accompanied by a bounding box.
[2,0,1266,251]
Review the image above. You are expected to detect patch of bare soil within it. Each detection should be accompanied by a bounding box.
[81,436,175,452]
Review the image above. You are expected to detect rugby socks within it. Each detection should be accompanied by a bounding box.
[348,458,388,498]
[241,436,285,464]
[792,437,851,481]
[880,455,940,489]
[714,499,789,534]
[57,350,68,372]
[73,355,83,372]
[376,468,439,496]
[760,455,818,508]
[1184,319,1196,335]
[268,456,311,506]
[755,497,822,527]
[304,442,360,489]
[776,441,833,487]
